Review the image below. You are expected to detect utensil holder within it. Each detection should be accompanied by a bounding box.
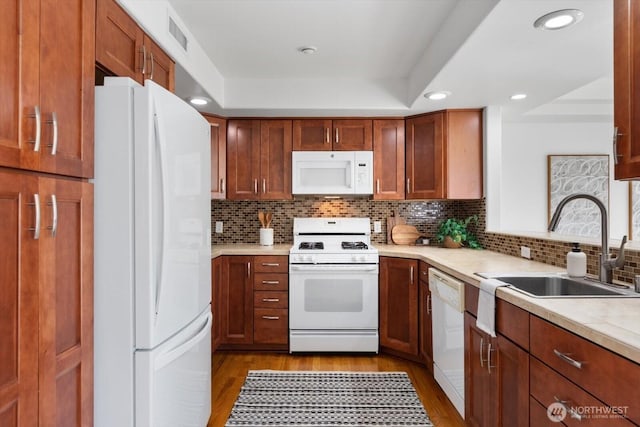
[260,228,274,246]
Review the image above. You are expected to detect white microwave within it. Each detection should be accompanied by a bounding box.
[292,151,373,195]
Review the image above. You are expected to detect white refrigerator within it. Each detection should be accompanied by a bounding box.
[94,77,212,427]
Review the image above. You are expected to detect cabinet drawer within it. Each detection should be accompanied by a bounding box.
[254,273,288,291]
[530,316,640,424]
[254,291,288,308]
[254,256,288,273]
[254,308,288,344]
[530,396,567,427]
[530,357,633,426]
[465,284,530,350]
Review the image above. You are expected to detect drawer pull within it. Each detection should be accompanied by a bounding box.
[487,343,496,374]
[553,349,583,369]
[262,298,280,302]
[262,280,280,285]
[262,263,280,267]
[261,316,280,320]
[479,338,486,368]
[554,396,582,421]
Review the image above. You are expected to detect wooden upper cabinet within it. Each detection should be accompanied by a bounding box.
[0,0,94,179]
[406,110,482,199]
[227,119,292,200]
[293,119,372,151]
[203,115,227,199]
[614,0,640,179]
[96,0,175,91]
[373,119,405,200]
[260,120,292,200]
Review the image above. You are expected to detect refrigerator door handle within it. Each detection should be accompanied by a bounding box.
[154,313,212,370]
[152,110,168,317]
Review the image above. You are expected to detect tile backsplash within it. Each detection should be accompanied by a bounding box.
[211,197,638,285]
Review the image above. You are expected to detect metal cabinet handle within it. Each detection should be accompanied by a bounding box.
[247,262,251,277]
[335,128,339,143]
[47,195,58,237]
[29,106,42,152]
[406,178,410,194]
[410,266,414,283]
[262,280,280,285]
[139,46,147,75]
[254,179,258,193]
[554,396,582,421]
[262,178,266,193]
[553,349,583,369]
[613,126,624,165]
[28,194,41,240]
[262,263,280,267]
[326,128,330,143]
[426,295,431,315]
[376,179,380,194]
[47,112,58,155]
[479,338,485,368]
[262,316,280,320]
[487,343,496,374]
[149,51,155,80]
[220,178,225,193]
[262,298,280,303]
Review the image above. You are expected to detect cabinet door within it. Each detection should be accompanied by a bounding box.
[379,257,418,355]
[373,119,405,200]
[220,256,253,344]
[260,120,292,200]
[494,334,529,427]
[96,0,144,84]
[0,171,39,427]
[613,0,640,179]
[464,312,493,427]
[445,110,483,199]
[406,113,444,199]
[204,115,227,200]
[418,265,433,372]
[227,120,261,200]
[333,119,373,151]
[292,119,332,151]
[0,0,39,171]
[211,257,223,351]
[38,178,93,427]
[39,0,95,179]
[144,36,175,92]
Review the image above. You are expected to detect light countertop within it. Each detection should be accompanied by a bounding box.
[211,243,640,364]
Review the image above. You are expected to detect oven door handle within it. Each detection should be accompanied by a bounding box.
[290,264,378,272]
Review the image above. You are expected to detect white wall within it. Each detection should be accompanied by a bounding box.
[499,120,628,239]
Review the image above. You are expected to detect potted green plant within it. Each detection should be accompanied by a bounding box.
[436,215,482,249]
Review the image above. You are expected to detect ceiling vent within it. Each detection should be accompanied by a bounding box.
[169,16,188,52]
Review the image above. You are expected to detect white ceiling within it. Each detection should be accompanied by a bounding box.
[166,0,612,119]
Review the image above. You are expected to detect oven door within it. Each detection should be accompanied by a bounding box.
[289,263,379,329]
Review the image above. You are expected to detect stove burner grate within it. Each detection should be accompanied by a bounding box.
[299,242,324,250]
[341,241,369,250]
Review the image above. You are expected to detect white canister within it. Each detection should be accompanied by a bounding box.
[259,228,274,246]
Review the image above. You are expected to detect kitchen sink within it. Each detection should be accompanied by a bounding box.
[477,273,640,298]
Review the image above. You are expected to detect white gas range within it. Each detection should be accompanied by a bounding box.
[289,217,379,353]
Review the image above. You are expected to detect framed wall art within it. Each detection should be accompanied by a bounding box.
[547,154,609,238]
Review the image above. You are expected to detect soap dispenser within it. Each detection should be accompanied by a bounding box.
[567,242,587,277]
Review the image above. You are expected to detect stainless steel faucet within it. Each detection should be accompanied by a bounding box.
[548,193,627,284]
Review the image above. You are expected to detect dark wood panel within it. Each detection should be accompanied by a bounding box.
[495,334,529,427]
[254,291,288,309]
[530,396,567,427]
[212,257,223,351]
[55,365,81,427]
[464,312,493,427]
[227,120,260,200]
[144,36,175,92]
[254,256,288,273]
[221,256,253,344]
[405,113,443,199]
[253,273,288,291]
[445,110,483,199]
[332,119,372,150]
[203,115,227,200]
[260,120,292,200]
[373,119,404,200]
[253,308,288,344]
[292,119,332,151]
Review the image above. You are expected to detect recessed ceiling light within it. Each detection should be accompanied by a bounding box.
[298,46,318,55]
[189,96,210,106]
[534,9,583,30]
[510,93,527,100]
[424,91,451,100]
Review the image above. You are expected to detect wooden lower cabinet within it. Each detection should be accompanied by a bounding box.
[418,262,433,372]
[464,312,529,427]
[0,170,93,427]
[379,257,418,357]
[216,255,289,350]
[211,256,223,351]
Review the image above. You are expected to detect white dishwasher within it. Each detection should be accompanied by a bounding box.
[429,268,465,418]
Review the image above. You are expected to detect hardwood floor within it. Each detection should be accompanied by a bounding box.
[208,351,465,427]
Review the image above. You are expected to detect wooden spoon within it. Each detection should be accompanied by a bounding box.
[265,212,273,228]
[258,211,265,228]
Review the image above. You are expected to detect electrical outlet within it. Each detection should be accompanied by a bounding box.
[520,246,531,259]
[215,221,223,234]
[373,221,382,233]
